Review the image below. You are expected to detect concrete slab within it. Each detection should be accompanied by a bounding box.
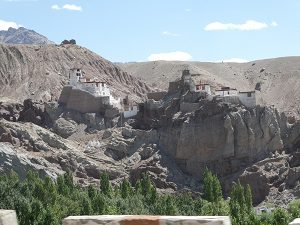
[63,215,232,225]
[290,218,300,225]
[0,210,18,225]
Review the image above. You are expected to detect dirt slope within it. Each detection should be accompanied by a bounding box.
[0,44,152,103]
[119,57,300,117]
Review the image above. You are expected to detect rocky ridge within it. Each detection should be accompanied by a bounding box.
[0,27,54,45]
[0,44,152,103]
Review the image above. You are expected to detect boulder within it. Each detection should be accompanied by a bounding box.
[104,107,120,119]
[54,117,77,138]
[286,167,300,188]
[239,171,270,204]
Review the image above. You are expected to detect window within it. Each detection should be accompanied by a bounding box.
[228,91,230,95]
[247,92,252,97]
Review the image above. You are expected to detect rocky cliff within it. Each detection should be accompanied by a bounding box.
[1,94,300,206]
[132,76,300,205]
[119,58,300,118]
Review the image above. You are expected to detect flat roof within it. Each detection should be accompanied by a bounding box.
[196,83,210,86]
[82,80,106,84]
[239,91,255,93]
[215,89,237,91]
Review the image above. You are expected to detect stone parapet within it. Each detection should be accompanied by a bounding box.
[63,215,232,225]
[290,218,300,225]
[0,210,18,225]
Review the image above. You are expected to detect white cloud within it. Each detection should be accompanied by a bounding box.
[217,58,249,63]
[63,4,82,11]
[51,4,60,10]
[204,20,270,31]
[148,51,192,61]
[3,0,38,2]
[162,31,181,37]
[0,19,20,31]
[271,21,278,27]
[51,4,82,11]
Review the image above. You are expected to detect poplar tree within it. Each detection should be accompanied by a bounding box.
[100,172,112,196]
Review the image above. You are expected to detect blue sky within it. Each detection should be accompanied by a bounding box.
[1,0,300,62]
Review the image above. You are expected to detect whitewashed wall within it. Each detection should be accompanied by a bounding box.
[63,215,232,225]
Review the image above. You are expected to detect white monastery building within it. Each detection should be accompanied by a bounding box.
[69,68,111,97]
[195,83,212,95]
[215,87,238,97]
[68,68,138,118]
[238,91,257,108]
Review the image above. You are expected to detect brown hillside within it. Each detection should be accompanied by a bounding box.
[0,44,152,103]
[119,58,300,118]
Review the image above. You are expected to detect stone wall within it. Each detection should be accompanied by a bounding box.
[217,95,240,105]
[58,86,110,113]
[180,102,200,113]
[147,91,167,101]
[238,92,256,108]
[58,85,73,104]
[63,215,232,225]
[0,210,18,225]
[290,219,300,225]
[168,80,182,93]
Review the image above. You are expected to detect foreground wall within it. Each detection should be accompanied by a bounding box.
[290,218,300,225]
[63,215,232,225]
[0,210,18,225]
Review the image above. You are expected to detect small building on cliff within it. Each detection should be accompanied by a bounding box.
[238,91,257,108]
[146,69,259,109]
[69,68,112,101]
[215,87,238,97]
[122,96,139,118]
[195,83,211,95]
[58,68,121,113]
[58,68,139,118]
[215,87,258,108]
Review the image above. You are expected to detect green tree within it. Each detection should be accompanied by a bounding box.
[80,194,92,215]
[134,180,142,194]
[229,181,255,225]
[272,208,290,225]
[288,199,300,219]
[140,173,152,196]
[165,195,178,215]
[202,168,222,203]
[91,193,105,214]
[100,172,112,196]
[120,178,133,199]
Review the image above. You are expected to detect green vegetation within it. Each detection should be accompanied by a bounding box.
[0,170,297,225]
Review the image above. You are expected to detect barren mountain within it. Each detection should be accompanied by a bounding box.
[119,58,300,118]
[0,44,152,103]
[0,27,54,45]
